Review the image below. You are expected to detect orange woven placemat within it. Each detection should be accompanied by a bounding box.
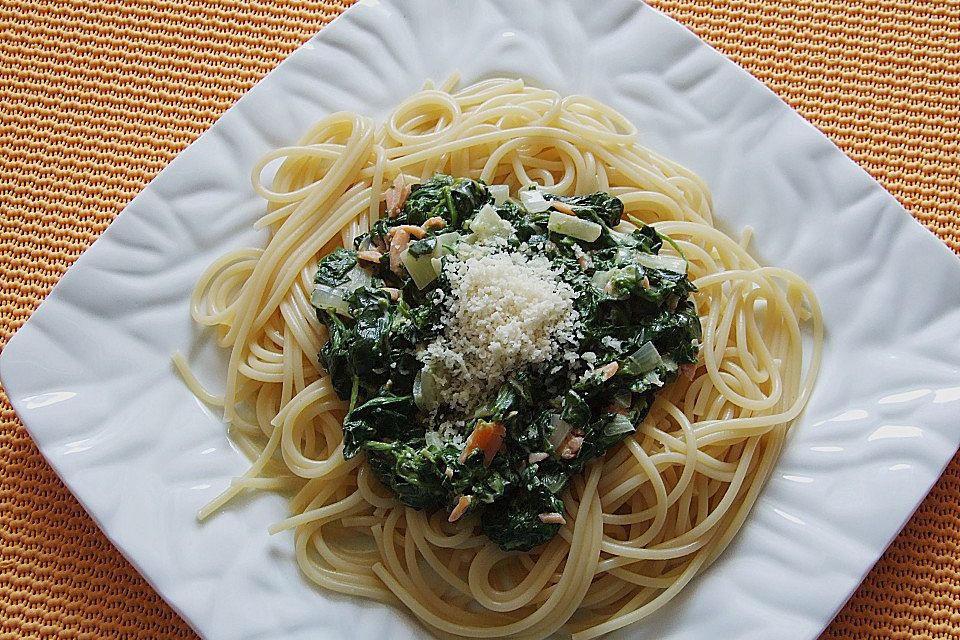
[0,0,957,638]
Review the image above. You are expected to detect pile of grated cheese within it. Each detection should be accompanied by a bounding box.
[418,249,581,418]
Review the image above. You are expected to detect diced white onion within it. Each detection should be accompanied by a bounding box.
[660,355,678,372]
[519,188,551,213]
[310,284,350,315]
[611,391,632,409]
[592,269,612,291]
[547,211,602,242]
[635,252,687,274]
[548,414,573,451]
[470,203,514,239]
[401,248,438,289]
[489,184,510,205]
[607,228,635,246]
[433,232,461,255]
[632,341,663,373]
[641,370,664,387]
[345,265,371,290]
[604,414,635,437]
[414,367,439,411]
[310,265,371,316]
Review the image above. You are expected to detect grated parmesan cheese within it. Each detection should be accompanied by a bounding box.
[419,249,581,418]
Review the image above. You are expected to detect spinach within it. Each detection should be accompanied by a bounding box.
[378,174,490,233]
[312,174,701,553]
[365,440,450,509]
[570,413,637,470]
[345,287,395,396]
[407,237,437,258]
[494,200,546,244]
[452,454,514,507]
[560,389,591,428]
[342,394,418,458]
[315,247,358,287]
[407,236,437,258]
[471,375,524,421]
[630,224,663,254]
[365,437,513,511]
[545,192,624,227]
[317,310,355,400]
[511,407,552,454]
[482,466,566,552]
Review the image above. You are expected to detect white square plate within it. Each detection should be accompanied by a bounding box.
[3,1,959,638]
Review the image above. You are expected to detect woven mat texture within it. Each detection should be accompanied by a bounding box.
[0,0,957,638]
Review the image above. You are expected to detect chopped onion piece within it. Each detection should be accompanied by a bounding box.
[632,341,663,373]
[310,265,371,316]
[414,368,439,411]
[547,211,602,242]
[519,188,551,213]
[615,247,635,264]
[641,370,664,387]
[310,284,350,316]
[433,231,461,255]
[607,228,637,247]
[547,414,573,451]
[591,269,612,291]
[401,248,438,289]
[488,184,510,205]
[603,414,635,437]
[346,265,372,289]
[470,203,514,239]
[635,252,687,274]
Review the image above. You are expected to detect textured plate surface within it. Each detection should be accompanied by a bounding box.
[2,1,960,639]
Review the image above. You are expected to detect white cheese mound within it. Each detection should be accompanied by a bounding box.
[419,250,580,414]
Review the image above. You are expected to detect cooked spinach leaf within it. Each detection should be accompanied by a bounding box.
[315,247,358,287]
[482,466,566,551]
[342,394,417,458]
[545,191,624,227]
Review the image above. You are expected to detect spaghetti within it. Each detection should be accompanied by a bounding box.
[179,77,822,640]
